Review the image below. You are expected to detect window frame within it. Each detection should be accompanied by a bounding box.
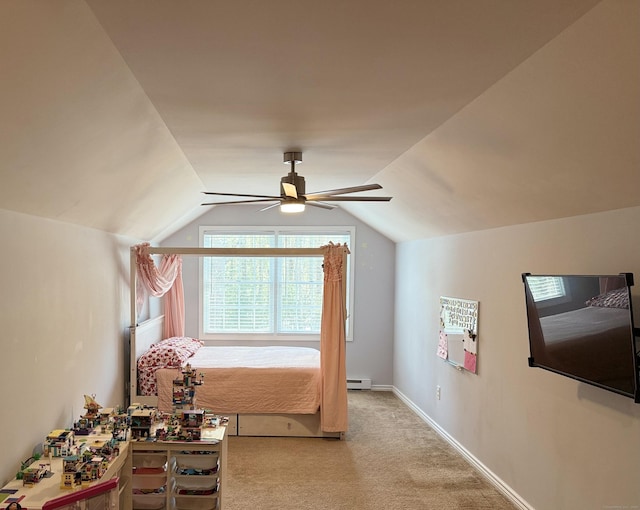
[198,225,355,342]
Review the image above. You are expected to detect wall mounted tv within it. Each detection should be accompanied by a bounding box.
[522,273,640,402]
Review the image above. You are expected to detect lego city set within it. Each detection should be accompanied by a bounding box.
[17,363,225,490]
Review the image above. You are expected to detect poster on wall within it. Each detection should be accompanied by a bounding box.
[438,296,479,374]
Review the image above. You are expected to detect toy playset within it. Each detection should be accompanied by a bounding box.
[13,381,226,493]
[172,363,204,409]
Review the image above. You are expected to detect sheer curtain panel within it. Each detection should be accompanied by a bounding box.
[134,243,185,338]
[320,242,349,432]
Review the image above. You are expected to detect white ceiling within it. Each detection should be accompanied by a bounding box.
[1,0,638,242]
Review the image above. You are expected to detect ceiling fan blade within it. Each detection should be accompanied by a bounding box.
[201,198,281,206]
[304,184,382,199]
[281,182,298,198]
[202,191,282,199]
[258,203,282,212]
[306,201,337,210]
[307,196,392,202]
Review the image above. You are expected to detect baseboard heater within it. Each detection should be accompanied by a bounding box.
[347,378,372,390]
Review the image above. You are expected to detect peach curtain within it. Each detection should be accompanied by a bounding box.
[134,243,185,339]
[320,242,349,432]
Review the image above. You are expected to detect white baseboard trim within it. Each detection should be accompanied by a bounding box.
[392,387,534,510]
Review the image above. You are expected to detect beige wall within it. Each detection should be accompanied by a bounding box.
[394,206,640,509]
[0,209,133,485]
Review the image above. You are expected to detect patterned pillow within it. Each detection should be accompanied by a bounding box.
[137,337,203,396]
[586,288,629,309]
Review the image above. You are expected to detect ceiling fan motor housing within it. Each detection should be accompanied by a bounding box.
[281,173,305,195]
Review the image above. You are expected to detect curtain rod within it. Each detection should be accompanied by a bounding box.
[131,246,327,256]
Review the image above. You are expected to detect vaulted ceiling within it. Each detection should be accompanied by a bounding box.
[1,1,638,242]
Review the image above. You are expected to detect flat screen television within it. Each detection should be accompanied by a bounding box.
[522,273,640,402]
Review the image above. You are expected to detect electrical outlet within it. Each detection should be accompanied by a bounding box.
[436,385,441,400]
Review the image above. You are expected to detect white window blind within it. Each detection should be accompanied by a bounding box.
[200,227,353,340]
[528,276,566,302]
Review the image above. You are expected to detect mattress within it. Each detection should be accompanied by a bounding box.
[536,306,634,386]
[539,305,629,344]
[155,346,321,414]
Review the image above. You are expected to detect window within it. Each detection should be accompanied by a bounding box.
[528,276,568,304]
[199,226,354,341]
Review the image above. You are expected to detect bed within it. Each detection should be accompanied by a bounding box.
[529,286,636,391]
[139,336,322,414]
[129,244,349,439]
[130,316,340,438]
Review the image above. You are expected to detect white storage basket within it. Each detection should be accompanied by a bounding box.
[173,454,219,472]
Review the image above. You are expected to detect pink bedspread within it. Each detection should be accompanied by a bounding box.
[155,346,321,414]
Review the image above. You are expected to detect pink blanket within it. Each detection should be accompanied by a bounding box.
[155,346,321,414]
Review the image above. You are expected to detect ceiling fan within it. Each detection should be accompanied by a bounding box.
[201,152,392,213]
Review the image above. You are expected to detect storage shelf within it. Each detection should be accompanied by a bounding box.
[130,427,226,510]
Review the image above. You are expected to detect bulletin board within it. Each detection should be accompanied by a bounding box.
[437,296,479,373]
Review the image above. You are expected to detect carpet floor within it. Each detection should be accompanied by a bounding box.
[223,390,518,509]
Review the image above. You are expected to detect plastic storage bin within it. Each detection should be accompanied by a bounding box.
[134,453,167,469]
[173,496,218,510]
[172,478,219,496]
[132,475,166,495]
[133,495,166,510]
[173,454,218,472]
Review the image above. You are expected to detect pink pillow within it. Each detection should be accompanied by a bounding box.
[137,337,203,396]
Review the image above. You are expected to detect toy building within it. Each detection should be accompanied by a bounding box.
[89,438,120,462]
[73,417,94,436]
[73,394,105,435]
[127,403,142,416]
[111,410,130,441]
[83,394,102,419]
[177,409,205,440]
[99,407,115,433]
[44,429,75,457]
[172,363,204,410]
[60,456,83,489]
[129,408,157,440]
[80,450,107,485]
[60,452,108,489]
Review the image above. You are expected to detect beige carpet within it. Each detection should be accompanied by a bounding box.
[223,391,517,509]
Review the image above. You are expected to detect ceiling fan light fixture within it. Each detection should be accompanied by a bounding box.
[280,201,306,213]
